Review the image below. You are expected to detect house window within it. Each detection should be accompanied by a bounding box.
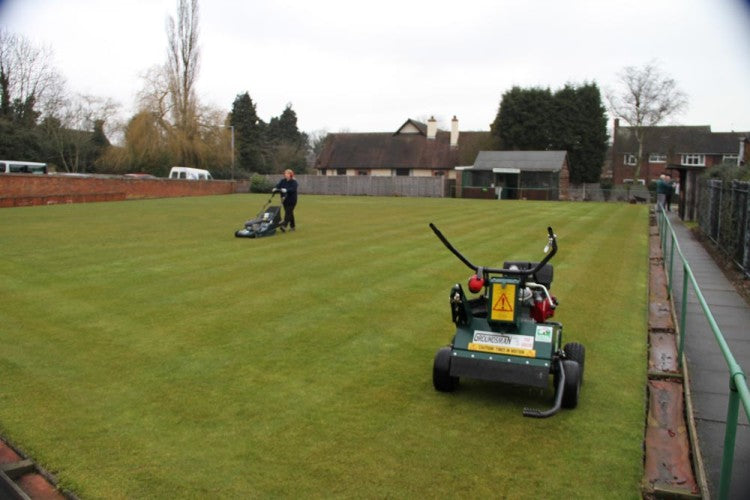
[357,170,369,176]
[336,168,347,175]
[623,154,637,166]
[649,153,667,163]
[433,170,445,177]
[681,154,705,166]
[395,168,410,176]
[463,170,493,187]
[722,154,739,164]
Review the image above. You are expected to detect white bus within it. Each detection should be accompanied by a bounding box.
[0,160,48,174]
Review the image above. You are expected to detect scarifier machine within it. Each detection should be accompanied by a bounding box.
[429,224,585,418]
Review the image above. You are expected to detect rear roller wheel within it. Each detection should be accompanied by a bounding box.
[563,342,585,384]
[560,359,580,409]
[433,346,458,392]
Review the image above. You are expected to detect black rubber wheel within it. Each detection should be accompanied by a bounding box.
[433,346,458,392]
[560,359,581,409]
[564,342,585,384]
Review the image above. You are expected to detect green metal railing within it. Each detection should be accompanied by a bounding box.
[657,206,750,500]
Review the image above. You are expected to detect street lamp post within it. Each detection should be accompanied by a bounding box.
[228,125,235,180]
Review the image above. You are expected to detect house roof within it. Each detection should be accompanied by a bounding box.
[614,125,749,155]
[314,127,492,170]
[394,118,428,136]
[469,151,568,172]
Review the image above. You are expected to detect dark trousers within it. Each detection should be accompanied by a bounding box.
[283,202,296,228]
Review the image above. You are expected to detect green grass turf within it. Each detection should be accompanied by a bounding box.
[0,195,649,498]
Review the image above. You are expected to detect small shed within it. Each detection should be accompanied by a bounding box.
[456,151,570,200]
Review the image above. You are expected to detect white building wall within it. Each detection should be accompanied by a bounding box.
[400,123,421,134]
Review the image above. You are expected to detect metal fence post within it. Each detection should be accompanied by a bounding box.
[714,181,720,242]
[719,182,725,247]
[677,263,688,367]
[668,234,675,299]
[718,378,740,500]
[743,182,750,274]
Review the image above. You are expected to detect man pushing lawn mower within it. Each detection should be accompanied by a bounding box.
[273,169,298,232]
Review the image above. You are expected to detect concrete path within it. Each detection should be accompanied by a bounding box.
[664,212,750,499]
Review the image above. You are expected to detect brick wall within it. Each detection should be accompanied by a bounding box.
[0,175,250,208]
[611,153,731,185]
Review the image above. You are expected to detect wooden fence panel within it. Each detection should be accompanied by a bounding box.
[260,175,448,197]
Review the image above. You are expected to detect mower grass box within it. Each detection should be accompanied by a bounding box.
[235,192,282,238]
[430,224,585,418]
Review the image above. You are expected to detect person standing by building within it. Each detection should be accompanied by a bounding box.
[273,169,298,232]
[656,174,668,211]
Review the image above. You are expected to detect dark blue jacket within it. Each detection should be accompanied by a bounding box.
[275,178,298,205]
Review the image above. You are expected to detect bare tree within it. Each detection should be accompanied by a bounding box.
[606,61,688,180]
[133,0,237,174]
[166,0,200,165]
[308,129,329,157]
[0,29,64,121]
[197,105,233,169]
[136,63,230,173]
[133,0,201,167]
[44,93,120,172]
[137,64,173,128]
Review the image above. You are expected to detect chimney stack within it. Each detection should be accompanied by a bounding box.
[427,116,437,139]
[740,137,746,166]
[450,116,459,148]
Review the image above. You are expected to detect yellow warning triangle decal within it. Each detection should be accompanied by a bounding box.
[493,293,513,312]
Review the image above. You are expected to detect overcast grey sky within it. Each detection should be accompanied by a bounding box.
[1,0,749,134]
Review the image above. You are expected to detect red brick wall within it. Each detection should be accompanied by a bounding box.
[0,175,249,208]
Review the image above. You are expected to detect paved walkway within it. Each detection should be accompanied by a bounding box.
[665,212,749,499]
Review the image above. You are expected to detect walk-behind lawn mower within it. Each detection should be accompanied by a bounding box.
[235,193,282,238]
[429,223,585,418]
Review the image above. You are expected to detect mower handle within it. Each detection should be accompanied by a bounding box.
[429,223,557,278]
[260,190,278,207]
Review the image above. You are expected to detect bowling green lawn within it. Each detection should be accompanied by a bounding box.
[0,195,649,498]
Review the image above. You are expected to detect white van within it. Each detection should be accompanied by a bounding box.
[0,160,48,174]
[168,166,213,180]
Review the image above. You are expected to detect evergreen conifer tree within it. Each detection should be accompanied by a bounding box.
[229,92,267,173]
[491,83,608,183]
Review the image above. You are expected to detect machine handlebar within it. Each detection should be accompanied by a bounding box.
[429,223,557,279]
